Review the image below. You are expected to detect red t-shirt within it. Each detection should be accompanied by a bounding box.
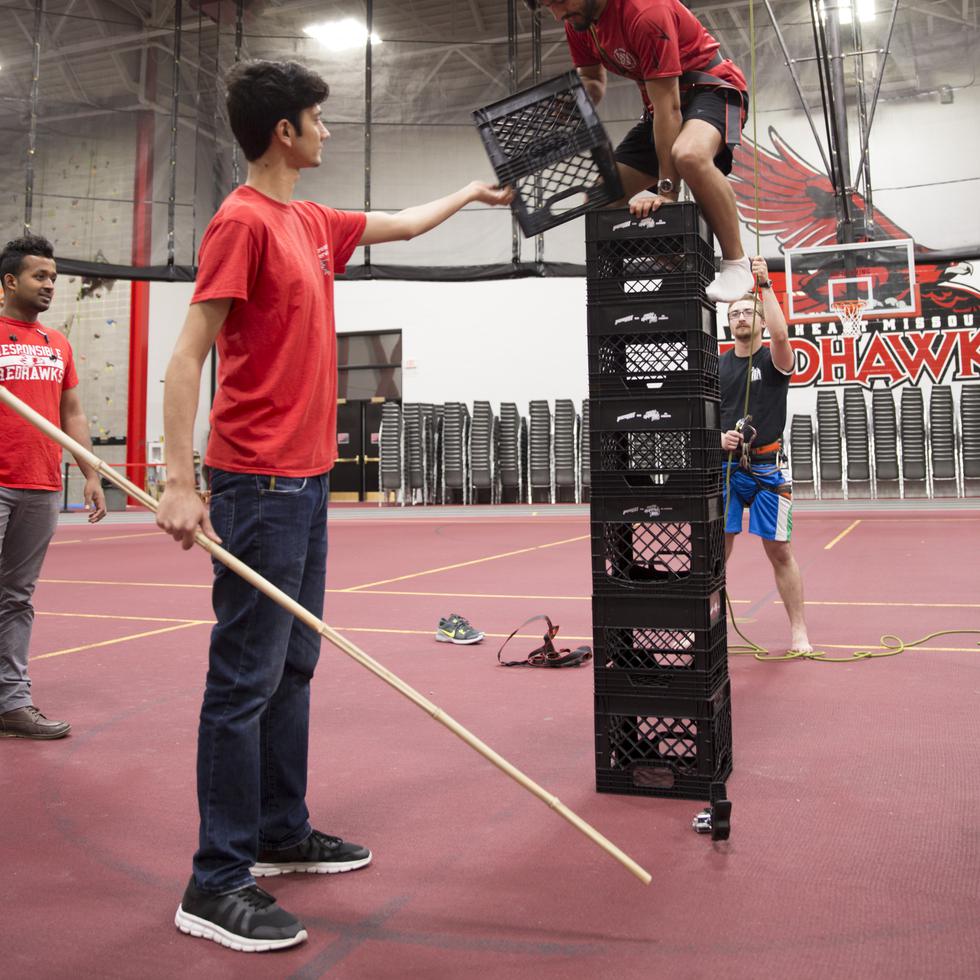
[193,185,367,476]
[566,0,747,113]
[0,317,77,491]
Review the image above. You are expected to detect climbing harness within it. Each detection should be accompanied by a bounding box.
[497,615,593,668]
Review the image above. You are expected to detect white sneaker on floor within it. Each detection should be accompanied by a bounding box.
[706,256,754,303]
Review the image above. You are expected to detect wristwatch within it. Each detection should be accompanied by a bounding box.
[757,279,773,289]
[656,178,675,196]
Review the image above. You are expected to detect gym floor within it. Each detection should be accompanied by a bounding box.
[3,501,979,978]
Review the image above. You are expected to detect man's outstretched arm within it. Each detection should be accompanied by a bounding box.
[753,256,795,374]
[359,182,513,246]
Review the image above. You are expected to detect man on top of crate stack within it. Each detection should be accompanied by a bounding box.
[527,0,752,303]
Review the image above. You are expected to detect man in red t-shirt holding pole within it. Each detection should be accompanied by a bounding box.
[527,0,753,302]
[156,60,512,953]
[0,234,106,740]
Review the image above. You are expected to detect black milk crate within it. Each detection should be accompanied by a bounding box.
[585,210,715,305]
[473,71,623,237]
[591,591,728,667]
[590,394,719,433]
[587,327,720,400]
[590,494,726,596]
[586,297,716,337]
[586,203,712,244]
[595,685,733,800]
[593,641,728,698]
[592,593,728,696]
[589,426,723,497]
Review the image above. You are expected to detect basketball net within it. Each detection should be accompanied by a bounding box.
[832,299,868,337]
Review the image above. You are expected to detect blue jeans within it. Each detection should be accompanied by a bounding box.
[194,469,329,893]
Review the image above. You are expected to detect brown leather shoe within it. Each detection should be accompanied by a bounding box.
[0,705,71,739]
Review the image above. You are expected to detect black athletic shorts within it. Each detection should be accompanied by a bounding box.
[614,88,747,182]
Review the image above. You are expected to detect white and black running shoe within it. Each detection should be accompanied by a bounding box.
[175,878,307,952]
[251,829,372,877]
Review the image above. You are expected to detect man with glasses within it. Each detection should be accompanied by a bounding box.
[720,256,812,654]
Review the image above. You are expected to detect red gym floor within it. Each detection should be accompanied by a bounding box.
[2,503,979,978]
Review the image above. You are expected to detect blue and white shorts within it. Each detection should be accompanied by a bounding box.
[723,462,793,542]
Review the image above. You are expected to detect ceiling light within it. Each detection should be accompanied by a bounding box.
[820,0,876,24]
[303,19,382,52]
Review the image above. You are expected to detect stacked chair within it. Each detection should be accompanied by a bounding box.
[585,204,731,803]
[843,388,871,498]
[962,385,980,495]
[527,399,553,503]
[553,399,578,503]
[440,402,470,504]
[900,387,928,498]
[871,390,900,497]
[469,401,495,504]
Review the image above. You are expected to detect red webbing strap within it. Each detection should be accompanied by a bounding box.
[497,615,593,668]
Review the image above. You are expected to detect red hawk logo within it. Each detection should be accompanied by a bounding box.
[731,129,980,317]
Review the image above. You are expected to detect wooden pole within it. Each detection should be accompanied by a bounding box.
[0,383,652,886]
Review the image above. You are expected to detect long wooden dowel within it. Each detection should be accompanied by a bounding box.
[0,383,652,886]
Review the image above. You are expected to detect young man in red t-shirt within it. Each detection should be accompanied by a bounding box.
[156,60,512,953]
[0,234,106,740]
[527,0,753,302]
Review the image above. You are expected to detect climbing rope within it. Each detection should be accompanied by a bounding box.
[725,593,980,662]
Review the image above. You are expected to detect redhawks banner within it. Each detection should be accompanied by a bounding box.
[724,132,980,394]
[719,267,980,390]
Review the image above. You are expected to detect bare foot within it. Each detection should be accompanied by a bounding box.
[789,635,813,654]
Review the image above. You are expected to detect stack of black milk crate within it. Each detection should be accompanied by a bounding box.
[586,203,732,802]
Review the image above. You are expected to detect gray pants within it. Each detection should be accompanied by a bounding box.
[0,487,60,714]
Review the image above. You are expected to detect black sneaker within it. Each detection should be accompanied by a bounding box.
[251,829,372,878]
[175,878,306,952]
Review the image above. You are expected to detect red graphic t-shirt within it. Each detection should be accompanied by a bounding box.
[193,185,367,476]
[0,317,78,491]
[565,0,747,113]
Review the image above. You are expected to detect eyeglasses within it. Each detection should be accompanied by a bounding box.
[728,308,759,321]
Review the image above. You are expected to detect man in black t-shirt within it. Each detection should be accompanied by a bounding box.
[720,257,812,653]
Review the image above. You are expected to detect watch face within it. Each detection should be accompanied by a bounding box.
[658,178,673,194]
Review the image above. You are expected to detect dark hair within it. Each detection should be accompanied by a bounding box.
[226,60,329,161]
[0,233,55,287]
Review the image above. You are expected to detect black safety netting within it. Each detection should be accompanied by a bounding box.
[0,0,978,278]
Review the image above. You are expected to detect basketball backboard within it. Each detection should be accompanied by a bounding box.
[783,238,919,322]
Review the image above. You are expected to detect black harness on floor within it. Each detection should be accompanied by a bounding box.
[497,615,593,668]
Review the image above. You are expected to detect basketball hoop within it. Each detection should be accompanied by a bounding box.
[832,299,868,337]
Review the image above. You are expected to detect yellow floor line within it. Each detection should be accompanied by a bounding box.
[50,531,163,546]
[824,519,861,550]
[329,587,753,604]
[37,610,204,623]
[786,600,980,609]
[41,577,210,589]
[333,626,592,641]
[33,621,210,660]
[341,534,590,591]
